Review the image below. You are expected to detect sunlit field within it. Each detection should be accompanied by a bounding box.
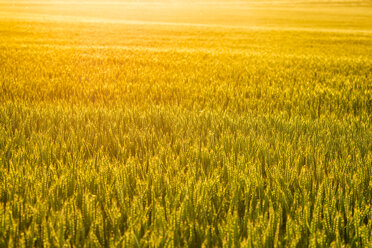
[0,0,371,247]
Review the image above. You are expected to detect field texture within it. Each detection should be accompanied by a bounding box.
[0,1,371,247]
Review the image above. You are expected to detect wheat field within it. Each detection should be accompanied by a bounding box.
[0,0,371,247]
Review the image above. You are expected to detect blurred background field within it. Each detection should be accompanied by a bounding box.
[0,1,371,247]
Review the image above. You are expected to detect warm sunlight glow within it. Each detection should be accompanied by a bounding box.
[1,0,371,246]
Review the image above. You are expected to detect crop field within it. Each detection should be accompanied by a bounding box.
[0,0,371,247]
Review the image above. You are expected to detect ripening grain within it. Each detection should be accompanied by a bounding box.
[0,1,371,247]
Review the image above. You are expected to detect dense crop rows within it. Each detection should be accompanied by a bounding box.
[0,1,371,247]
